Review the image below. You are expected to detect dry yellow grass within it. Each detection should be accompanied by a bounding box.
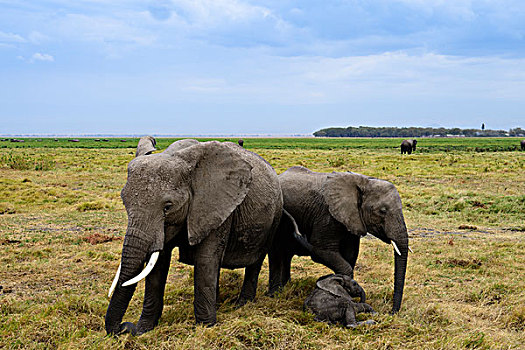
[1,141,524,349]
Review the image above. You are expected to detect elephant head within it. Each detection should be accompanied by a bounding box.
[322,172,409,313]
[316,274,366,303]
[105,137,253,334]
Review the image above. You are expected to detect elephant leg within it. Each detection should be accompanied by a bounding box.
[343,304,358,328]
[353,302,377,315]
[216,269,221,305]
[268,248,282,295]
[236,254,265,306]
[341,235,361,273]
[310,249,354,277]
[268,249,294,295]
[193,223,229,325]
[136,249,173,334]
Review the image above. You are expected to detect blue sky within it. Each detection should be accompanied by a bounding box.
[1,0,524,135]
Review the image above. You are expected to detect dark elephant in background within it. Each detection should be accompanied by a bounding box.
[521,140,525,150]
[400,139,417,154]
[304,274,376,328]
[105,137,283,335]
[269,166,409,313]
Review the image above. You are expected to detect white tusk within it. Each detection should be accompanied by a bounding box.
[392,241,401,256]
[409,246,414,253]
[122,251,160,287]
[108,263,121,298]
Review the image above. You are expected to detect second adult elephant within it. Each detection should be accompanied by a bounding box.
[269,166,409,313]
[105,137,283,335]
[401,139,417,154]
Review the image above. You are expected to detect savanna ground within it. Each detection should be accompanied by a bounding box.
[1,137,524,349]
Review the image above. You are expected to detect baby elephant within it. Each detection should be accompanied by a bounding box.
[305,274,376,328]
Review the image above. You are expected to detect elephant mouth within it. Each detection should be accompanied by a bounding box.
[108,251,160,298]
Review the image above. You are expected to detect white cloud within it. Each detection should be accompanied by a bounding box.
[172,0,273,23]
[28,31,50,44]
[31,53,54,62]
[0,31,26,43]
[58,14,156,46]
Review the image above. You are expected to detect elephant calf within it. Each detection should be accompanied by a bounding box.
[304,274,376,328]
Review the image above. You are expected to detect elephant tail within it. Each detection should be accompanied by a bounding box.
[283,209,314,253]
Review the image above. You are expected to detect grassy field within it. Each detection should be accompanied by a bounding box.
[0,138,524,349]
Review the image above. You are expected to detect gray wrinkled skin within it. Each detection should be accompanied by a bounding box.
[304,274,376,328]
[105,137,283,335]
[400,139,417,154]
[269,166,409,314]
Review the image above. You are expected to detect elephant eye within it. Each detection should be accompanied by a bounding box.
[163,203,173,213]
[380,207,387,214]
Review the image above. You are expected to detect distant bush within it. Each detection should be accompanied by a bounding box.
[0,153,55,170]
[313,126,522,138]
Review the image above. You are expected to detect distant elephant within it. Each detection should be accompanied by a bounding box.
[269,166,409,313]
[105,137,283,335]
[238,139,244,147]
[521,140,525,150]
[400,139,417,154]
[305,274,376,328]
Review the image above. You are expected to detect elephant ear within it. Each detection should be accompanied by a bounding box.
[182,141,253,246]
[316,274,348,298]
[322,173,367,236]
[135,136,157,157]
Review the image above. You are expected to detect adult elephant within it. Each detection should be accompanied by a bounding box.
[400,139,417,154]
[269,166,409,313]
[105,137,283,335]
[521,139,525,150]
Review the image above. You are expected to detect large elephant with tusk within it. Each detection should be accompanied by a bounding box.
[269,166,410,314]
[105,137,283,335]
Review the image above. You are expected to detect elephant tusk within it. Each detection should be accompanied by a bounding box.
[392,241,402,256]
[108,263,121,298]
[122,251,160,287]
[408,246,414,253]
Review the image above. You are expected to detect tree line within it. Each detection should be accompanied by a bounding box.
[313,126,525,138]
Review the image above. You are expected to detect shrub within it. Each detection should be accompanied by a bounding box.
[76,201,109,212]
[0,153,55,171]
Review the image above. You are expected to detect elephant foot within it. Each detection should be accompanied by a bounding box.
[267,283,286,297]
[117,322,137,336]
[195,318,216,327]
[234,295,253,308]
[136,320,157,336]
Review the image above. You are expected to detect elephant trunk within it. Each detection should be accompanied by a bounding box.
[105,224,162,335]
[392,236,408,314]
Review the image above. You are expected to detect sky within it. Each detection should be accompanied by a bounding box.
[1,0,524,136]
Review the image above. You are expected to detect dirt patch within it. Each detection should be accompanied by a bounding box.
[458,225,478,230]
[0,239,21,245]
[82,233,121,245]
[435,258,483,268]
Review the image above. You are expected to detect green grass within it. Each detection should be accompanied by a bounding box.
[2,136,523,152]
[0,138,524,349]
